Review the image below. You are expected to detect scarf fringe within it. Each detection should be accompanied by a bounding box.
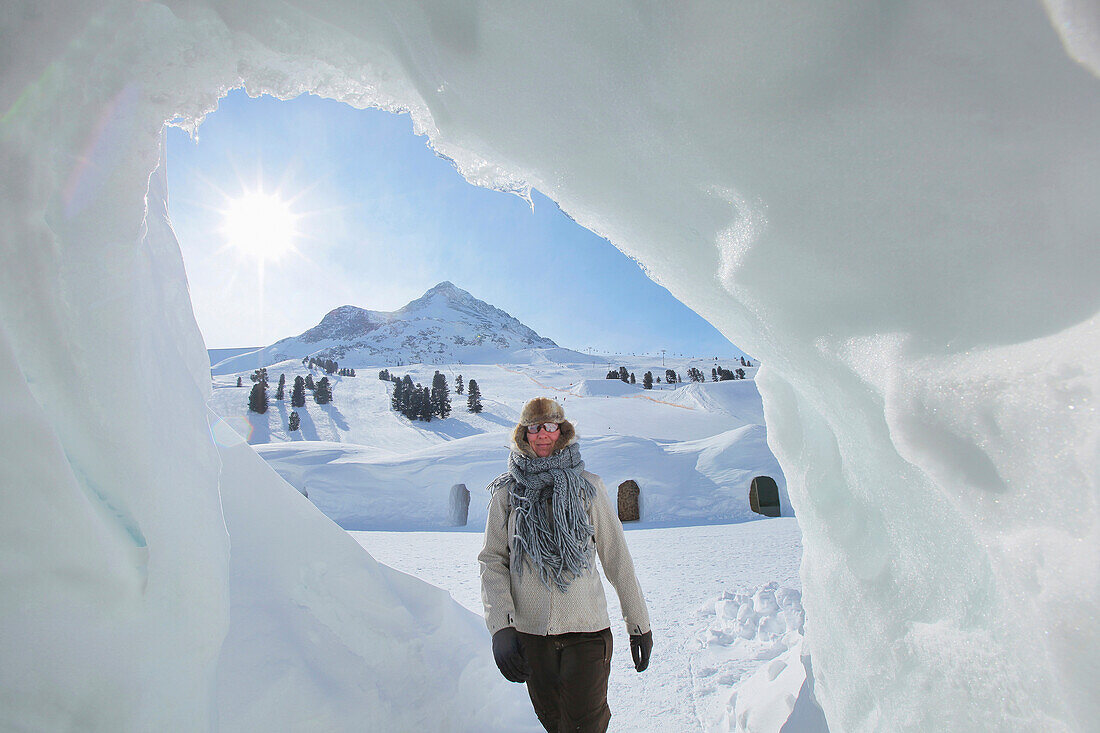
[491,443,597,592]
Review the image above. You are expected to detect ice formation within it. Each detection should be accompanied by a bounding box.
[1,2,1096,731]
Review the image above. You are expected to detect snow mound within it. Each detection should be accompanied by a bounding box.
[690,584,821,732]
[565,378,642,397]
[256,425,787,529]
[214,422,539,731]
[661,381,766,425]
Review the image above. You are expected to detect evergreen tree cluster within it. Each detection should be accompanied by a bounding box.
[712,365,747,381]
[378,369,391,381]
[337,368,357,377]
[306,356,339,374]
[665,369,682,384]
[291,376,306,407]
[250,367,268,385]
[388,371,482,418]
[687,367,706,382]
[739,356,753,367]
[643,371,653,389]
[605,366,631,382]
[390,371,453,421]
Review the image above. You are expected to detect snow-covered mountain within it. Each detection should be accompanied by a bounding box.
[212,282,584,373]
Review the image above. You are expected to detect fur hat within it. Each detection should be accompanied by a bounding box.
[511,396,576,457]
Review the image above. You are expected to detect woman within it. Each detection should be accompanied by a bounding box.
[479,397,653,732]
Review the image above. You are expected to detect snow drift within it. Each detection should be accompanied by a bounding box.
[255,426,787,529]
[1,2,1097,732]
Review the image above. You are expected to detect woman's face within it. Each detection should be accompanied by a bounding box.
[527,423,560,458]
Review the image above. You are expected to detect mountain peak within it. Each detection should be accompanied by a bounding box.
[213,282,567,371]
[421,281,471,301]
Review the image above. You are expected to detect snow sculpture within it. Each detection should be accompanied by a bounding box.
[449,483,470,526]
[1,2,1096,732]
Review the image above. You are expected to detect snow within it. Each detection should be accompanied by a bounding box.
[1,2,1097,731]
[213,418,539,731]
[352,517,805,733]
[208,358,787,528]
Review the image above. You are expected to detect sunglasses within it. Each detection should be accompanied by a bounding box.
[526,422,561,434]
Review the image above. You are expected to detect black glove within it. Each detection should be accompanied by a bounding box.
[492,627,530,683]
[630,630,653,672]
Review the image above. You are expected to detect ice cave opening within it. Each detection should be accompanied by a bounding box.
[2,3,1097,732]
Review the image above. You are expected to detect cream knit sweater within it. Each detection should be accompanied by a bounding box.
[479,471,651,637]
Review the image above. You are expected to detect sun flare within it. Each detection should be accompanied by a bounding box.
[221,191,299,261]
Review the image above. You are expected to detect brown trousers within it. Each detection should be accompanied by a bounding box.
[518,628,613,733]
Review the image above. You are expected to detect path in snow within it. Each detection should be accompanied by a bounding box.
[352,517,802,732]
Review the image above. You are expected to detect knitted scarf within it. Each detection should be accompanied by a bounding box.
[488,442,597,592]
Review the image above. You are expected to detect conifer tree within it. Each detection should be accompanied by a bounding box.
[665,369,676,384]
[629,373,636,384]
[431,371,451,419]
[711,367,718,382]
[643,372,653,390]
[391,378,404,412]
[735,368,745,380]
[288,411,300,431]
[401,375,415,416]
[409,384,423,420]
[455,374,464,394]
[236,376,242,387]
[467,379,483,413]
[314,376,332,404]
[305,374,315,391]
[275,373,286,400]
[618,366,629,382]
[419,386,434,421]
[248,382,268,414]
[291,376,306,407]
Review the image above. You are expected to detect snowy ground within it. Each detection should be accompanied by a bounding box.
[209,352,790,528]
[209,351,812,729]
[353,517,804,732]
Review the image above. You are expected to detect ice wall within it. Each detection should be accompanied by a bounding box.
[1,1,1096,731]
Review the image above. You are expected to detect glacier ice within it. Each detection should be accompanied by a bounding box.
[1,1,1097,731]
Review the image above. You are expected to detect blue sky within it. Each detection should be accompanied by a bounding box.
[167,90,742,357]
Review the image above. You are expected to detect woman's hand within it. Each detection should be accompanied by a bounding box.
[492,627,531,683]
[630,630,653,672]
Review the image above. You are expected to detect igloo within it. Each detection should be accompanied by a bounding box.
[1,2,1096,731]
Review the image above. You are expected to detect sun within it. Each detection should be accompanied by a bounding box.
[221,190,299,262]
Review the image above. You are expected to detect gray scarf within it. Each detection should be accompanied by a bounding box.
[488,442,597,592]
